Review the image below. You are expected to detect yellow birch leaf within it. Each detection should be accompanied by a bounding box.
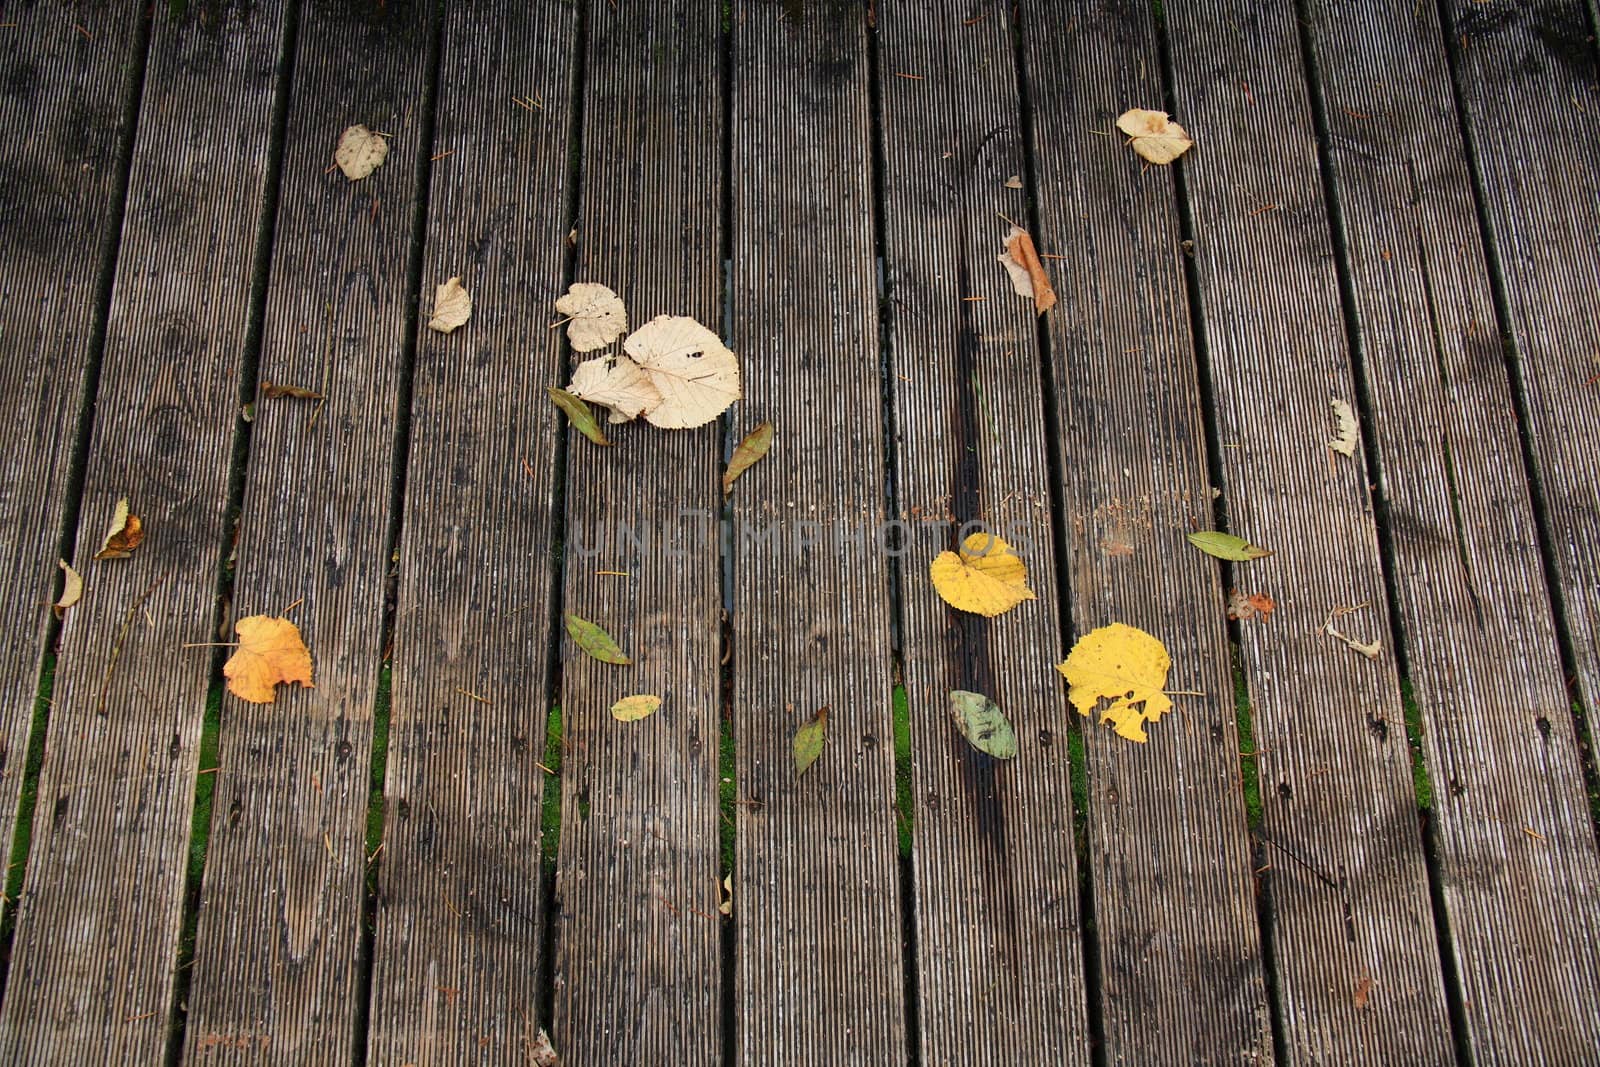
[929,533,1036,617]
[611,694,661,722]
[224,615,314,704]
[1056,623,1173,743]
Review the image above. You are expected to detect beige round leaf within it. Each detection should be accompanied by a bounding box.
[335,124,389,180]
[555,282,628,352]
[623,315,742,430]
[567,356,662,424]
[1115,108,1194,165]
[427,276,472,334]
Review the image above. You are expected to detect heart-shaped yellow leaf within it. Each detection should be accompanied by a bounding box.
[929,533,1036,617]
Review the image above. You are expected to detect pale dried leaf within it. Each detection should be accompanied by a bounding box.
[567,356,661,424]
[1004,175,1023,189]
[335,124,389,180]
[997,248,1034,299]
[531,1029,560,1067]
[427,276,472,333]
[623,315,742,429]
[54,560,83,618]
[1116,108,1194,165]
[1328,399,1358,456]
[555,282,628,352]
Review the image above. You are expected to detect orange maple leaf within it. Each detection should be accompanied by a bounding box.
[224,615,314,704]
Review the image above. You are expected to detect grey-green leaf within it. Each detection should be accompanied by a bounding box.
[564,613,630,664]
[547,387,611,447]
[794,706,828,777]
[1186,530,1274,561]
[949,690,1017,759]
[722,420,774,495]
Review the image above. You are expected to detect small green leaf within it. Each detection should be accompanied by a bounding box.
[949,690,1017,759]
[611,693,661,721]
[1186,530,1274,561]
[565,613,630,664]
[722,420,774,495]
[547,387,611,447]
[794,706,829,777]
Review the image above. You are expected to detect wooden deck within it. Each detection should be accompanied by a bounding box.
[1,0,1598,1063]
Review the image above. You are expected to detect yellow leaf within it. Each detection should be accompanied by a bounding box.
[1056,623,1173,743]
[929,533,1036,617]
[611,694,661,722]
[1116,108,1194,165]
[224,615,315,704]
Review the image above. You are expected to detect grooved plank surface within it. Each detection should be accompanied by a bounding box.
[1162,2,1453,1058]
[182,2,436,1061]
[0,3,292,1060]
[1442,0,1600,810]
[1022,3,1275,1061]
[875,3,1091,1061]
[366,2,579,1062]
[552,3,724,1062]
[1301,0,1600,1057]
[729,6,905,1063]
[0,0,144,923]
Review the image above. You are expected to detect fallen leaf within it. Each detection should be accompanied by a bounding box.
[1057,623,1173,743]
[1227,589,1276,622]
[224,615,314,704]
[554,282,628,352]
[794,706,828,776]
[334,124,389,180]
[546,387,611,446]
[1328,398,1358,456]
[949,690,1018,759]
[565,613,630,664]
[623,315,742,429]
[1353,975,1374,1010]
[1187,530,1274,561]
[1004,226,1056,313]
[611,694,661,721]
[1004,175,1023,189]
[567,317,741,429]
[723,421,774,495]
[929,533,1036,617]
[93,497,144,560]
[53,560,83,618]
[997,247,1034,300]
[1322,606,1382,660]
[261,381,324,400]
[718,874,733,916]
[567,354,660,424]
[531,1029,561,1067]
[1116,107,1194,164]
[427,276,472,333]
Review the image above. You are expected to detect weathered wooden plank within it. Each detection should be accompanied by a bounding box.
[0,3,292,1060]
[365,3,579,1063]
[0,0,145,923]
[180,2,437,1061]
[1160,2,1454,1058]
[1300,1,1600,1057]
[875,2,1091,1061]
[1020,3,1275,1061]
[551,2,724,1062]
[729,5,905,1062]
